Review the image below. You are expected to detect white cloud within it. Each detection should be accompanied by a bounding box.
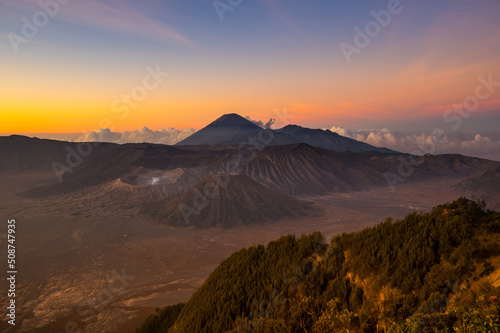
[1,0,192,45]
[76,128,121,143]
[329,126,500,161]
[74,127,194,145]
[245,116,276,129]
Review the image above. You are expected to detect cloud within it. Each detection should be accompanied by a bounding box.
[1,0,192,45]
[329,126,500,161]
[66,0,192,45]
[76,128,122,143]
[75,127,194,145]
[245,116,276,129]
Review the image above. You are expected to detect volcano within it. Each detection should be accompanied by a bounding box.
[176,113,262,146]
[142,174,318,228]
[177,113,395,153]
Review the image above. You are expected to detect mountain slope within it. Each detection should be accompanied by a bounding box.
[455,166,500,210]
[138,198,500,333]
[457,166,500,193]
[239,143,392,195]
[142,174,319,228]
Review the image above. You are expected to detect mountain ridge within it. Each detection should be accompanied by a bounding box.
[3,135,498,203]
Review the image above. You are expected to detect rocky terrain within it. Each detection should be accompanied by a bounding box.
[0,115,498,331]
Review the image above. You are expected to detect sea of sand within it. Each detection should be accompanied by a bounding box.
[0,172,479,332]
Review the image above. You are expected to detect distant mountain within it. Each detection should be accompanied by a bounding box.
[274,125,395,153]
[142,174,318,228]
[176,113,262,146]
[0,135,114,172]
[177,113,395,153]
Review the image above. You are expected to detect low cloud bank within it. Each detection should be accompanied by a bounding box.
[330,126,500,161]
[47,124,499,161]
[75,127,195,145]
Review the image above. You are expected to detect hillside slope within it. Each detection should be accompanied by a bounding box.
[142,174,319,228]
[137,198,500,332]
[240,143,393,195]
[455,166,500,210]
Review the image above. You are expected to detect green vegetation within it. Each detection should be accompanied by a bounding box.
[137,198,500,332]
[135,303,185,333]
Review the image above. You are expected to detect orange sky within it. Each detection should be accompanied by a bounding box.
[1,0,500,134]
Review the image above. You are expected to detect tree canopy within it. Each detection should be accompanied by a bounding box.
[137,198,500,332]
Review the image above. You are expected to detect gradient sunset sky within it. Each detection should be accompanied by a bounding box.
[1,0,500,157]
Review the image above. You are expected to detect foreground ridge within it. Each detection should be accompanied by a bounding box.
[137,198,500,333]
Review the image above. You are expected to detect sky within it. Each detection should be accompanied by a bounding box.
[1,0,499,159]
